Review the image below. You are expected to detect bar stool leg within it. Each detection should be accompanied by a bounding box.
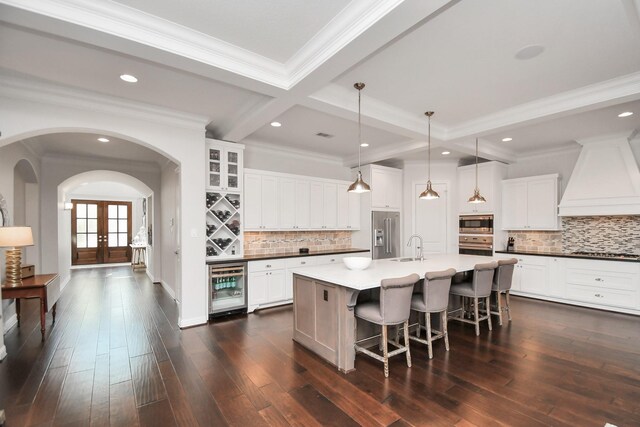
[473,297,480,336]
[496,291,503,326]
[382,325,389,378]
[486,296,492,331]
[442,311,450,352]
[426,313,433,359]
[403,320,411,367]
[506,290,512,321]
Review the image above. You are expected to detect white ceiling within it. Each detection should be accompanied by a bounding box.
[1,0,639,166]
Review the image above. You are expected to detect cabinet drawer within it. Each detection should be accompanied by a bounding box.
[285,257,318,269]
[566,268,637,291]
[566,284,637,309]
[248,259,285,272]
[315,254,345,265]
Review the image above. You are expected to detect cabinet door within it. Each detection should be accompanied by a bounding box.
[520,263,548,295]
[207,146,222,190]
[323,183,337,229]
[224,148,243,191]
[457,168,476,214]
[279,178,296,229]
[548,257,566,298]
[527,178,558,229]
[371,168,388,208]
[248,272,268,306]
[268,270,286,303]
[261,176,279,229]
[336,184,349,229]
[309,182,324,228]
[387,171,402,209]
[244,174,262,230]
[348,191,360,230]
[295,180,310,229]
[501,181,528,229]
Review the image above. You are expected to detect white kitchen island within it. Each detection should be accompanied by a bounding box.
[292,254,499,373]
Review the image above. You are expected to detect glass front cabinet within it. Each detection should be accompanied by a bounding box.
[206,139,245,260]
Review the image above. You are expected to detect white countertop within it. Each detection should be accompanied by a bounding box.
[293,254,499,290]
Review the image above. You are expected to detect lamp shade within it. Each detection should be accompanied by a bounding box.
[0,226,34,247]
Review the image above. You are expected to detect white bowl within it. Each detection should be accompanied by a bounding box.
[343,256,372,271]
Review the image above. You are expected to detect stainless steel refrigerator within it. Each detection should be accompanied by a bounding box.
[372,211,400,259]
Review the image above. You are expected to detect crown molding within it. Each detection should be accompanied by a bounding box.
[514,143,581,163]
[242,138,344,165]
[0,73,208,130]
[41,152,161,172]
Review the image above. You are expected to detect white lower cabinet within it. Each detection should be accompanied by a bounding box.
[496,254,640,314]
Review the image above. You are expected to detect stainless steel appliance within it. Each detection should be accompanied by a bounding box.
[458,235,493,256]
[209,262,247,318]
[372,211,400,259]
[459,214,494,235]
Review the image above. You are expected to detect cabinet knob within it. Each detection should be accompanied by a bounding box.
[301,261,306,265]
[266,264,271,268]
[595,278,603,282]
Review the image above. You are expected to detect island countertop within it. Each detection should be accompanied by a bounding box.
[293,254,500,291]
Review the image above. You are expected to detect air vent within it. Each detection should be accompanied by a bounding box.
[315,132,334,138]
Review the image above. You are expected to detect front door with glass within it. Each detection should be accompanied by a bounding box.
[72,200,132,265]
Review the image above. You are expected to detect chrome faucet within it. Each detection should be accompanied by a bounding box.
[407,234,424,261]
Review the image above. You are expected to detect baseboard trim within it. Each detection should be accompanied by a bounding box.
[160,280,176,300]
[178,316,208,329]
[146,270,155,283]
[0,345,6,361]
[3,313,17,334]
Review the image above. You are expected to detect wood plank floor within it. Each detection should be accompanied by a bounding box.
[1,267,640,426]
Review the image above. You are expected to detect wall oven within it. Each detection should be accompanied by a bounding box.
[209,263,247,318]
[459,214,493,235]
[458,235,493,256]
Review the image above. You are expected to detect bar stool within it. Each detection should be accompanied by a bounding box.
[449,261,498,336]
[490,258,518,325]
[409,268,457,359]
[354,273,419,378]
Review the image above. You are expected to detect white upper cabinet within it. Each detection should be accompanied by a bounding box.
[501,174,560,230]
[244,169,359,231]
[206,139,243,192]
[457,162,506,214]
[369,166,402,210]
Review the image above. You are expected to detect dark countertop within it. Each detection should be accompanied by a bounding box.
[207,248,370,264]
[495,250,640,263]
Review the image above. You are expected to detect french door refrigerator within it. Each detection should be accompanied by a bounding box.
[372,211,400,259]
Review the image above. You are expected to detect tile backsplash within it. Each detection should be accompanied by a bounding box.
[508,216,640,254]
[244,231,352,256]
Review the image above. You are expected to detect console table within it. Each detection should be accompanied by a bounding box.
[1,274,59,341]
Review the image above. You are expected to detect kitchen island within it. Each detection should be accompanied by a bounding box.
[292,254,500,372]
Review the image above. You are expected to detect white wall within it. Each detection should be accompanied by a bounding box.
[244,143,352,180]
[160,162,179,298]
[0,81,208,328]
[506,148,580,196]
[402,161,460,255]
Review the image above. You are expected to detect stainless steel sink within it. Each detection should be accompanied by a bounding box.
[390,257,421,262]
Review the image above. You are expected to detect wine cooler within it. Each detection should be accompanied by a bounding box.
[209,263,247,318]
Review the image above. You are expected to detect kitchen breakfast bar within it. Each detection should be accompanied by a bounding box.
[292,254,500,373]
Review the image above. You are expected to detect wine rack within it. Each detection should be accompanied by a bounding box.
[206,191,242,259]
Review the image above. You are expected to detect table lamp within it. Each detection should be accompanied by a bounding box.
[0,226,34,286]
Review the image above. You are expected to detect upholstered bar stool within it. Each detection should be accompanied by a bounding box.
[449,261,498,336]
[491,258,518,325]
[354,273,420,378]
[409,268,457,359]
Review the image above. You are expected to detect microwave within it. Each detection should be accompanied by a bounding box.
[459,214,493,235]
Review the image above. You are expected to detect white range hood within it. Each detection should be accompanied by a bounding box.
[558,133,640,216]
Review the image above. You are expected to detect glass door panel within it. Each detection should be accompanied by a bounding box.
[209,148,222,189]
[225,149,241,190]
[72,201,101,265]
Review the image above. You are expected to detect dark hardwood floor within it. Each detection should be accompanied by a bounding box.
[1,267,640,426]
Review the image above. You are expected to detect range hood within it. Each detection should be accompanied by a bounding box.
[558,133,640,216]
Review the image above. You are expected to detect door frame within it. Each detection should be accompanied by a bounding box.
[411,180,451,254]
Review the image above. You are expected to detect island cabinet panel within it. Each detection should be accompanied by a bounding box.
[293,275,339,365]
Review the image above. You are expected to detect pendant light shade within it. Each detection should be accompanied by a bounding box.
[468,138,486,204]
[348,82,371,193]
[419,111,440,200]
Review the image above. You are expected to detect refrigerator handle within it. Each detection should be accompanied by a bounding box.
[385,218,391,254]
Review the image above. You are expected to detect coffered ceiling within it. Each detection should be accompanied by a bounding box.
[1,0,639,166]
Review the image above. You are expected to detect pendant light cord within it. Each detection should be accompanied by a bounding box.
[357,87,362,170]
[428,114,431,181]
[475,138,479,191]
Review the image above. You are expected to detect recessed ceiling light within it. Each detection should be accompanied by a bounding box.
[97,137,109,143]
[270,121,282,127]
[360,143,369,147]
[120,74,138,83]
[515,45,544,60]
[502,137,513,142]
[441,151,450,155]
[618,111,634,118]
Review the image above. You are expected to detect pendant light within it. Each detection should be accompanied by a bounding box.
[468,137,486,204]
[347,82,371,193]
[419,111,440,200]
